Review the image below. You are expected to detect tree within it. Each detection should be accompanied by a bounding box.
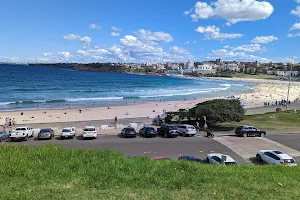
[188,99,245,124]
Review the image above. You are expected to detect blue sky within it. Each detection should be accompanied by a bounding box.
[1,0,300,63]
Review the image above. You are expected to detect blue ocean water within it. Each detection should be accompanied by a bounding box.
[0,64,253,110]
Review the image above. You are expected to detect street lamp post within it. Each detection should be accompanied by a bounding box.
[286,57,294,111]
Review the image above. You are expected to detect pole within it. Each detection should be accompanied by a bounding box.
[286,57,293,111]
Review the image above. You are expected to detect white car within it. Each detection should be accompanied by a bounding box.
[256,150,297,166]
[206,153,238,166]
[82,126,97,139]
[177,124,197,137]
[61,127,76,139]
[10,126,34,141]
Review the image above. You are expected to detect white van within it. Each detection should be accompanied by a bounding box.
[177,124,197,137]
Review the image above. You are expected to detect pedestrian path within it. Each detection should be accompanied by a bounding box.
[214,136,300,162]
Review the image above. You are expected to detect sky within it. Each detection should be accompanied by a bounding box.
[0,0,300,63]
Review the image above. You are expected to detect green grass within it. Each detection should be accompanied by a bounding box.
[225,110,300,130]
[1,145,300,199]
[233,73,279,79]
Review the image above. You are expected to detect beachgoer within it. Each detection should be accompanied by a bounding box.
[196,121,200,131]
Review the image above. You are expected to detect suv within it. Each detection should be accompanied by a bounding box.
[157,124,179,138]
[121,127,137,138]
[235,125,266,137]
[139,127,156,138]
[61,127,76,139]
[177,124,196,137]
[10,126,34,141]
[82,126,97,139]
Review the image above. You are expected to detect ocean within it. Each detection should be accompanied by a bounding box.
[0,64,253,111]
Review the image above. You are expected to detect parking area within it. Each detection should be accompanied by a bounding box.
[214,135,300,163]
[0,134,248,164]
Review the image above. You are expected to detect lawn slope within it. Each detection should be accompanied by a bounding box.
[0,145,300,200]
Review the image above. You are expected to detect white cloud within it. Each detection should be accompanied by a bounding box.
[251,35,278,44]
[291,6,300,17]
[169,46,189,55]
[296,0,300,3]
[184,41,190,44]
[134,29,173,43]
[223,45,230,48]
[188,0,274,24]
[208,48,270,62]
[288,33,300,38]
[291,23,300,30]
[63,34,92,48]
[89,24,101,30]
[232,44,266,52]
[111,26,122,32]
[195,25,243,40]
[194,41,197,44]
[111,32,120,37]
[0,56,20,62]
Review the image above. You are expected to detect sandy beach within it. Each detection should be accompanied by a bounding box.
[1,78,300,125]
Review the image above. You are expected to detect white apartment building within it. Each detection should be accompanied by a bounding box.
[197,64,216,74]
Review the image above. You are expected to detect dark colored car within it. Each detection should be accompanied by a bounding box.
[157,124,179,138]
[0,131,9,142]
[178,156,202,163]
[38,128,54,140]
[121,127,137,138]
[139,127,157,138]
[235,125,266,137]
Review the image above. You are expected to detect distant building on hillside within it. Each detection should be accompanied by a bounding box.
[184,61,194,69]
[197,64,216,74]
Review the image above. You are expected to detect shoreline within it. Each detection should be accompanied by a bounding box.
[2,77,300,125]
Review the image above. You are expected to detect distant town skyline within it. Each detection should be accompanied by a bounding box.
[1,0,300,63]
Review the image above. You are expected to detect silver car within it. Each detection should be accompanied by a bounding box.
[0,131,9,142]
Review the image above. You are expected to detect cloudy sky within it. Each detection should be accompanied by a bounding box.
[1,0,299,63]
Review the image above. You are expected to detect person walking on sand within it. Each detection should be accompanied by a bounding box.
[114,116,118,128]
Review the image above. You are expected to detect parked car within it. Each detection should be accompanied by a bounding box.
[235,125,266,137]
[153,156,171,160]
[139,127,156,138]
[82,126,97,139]
[121,127,137,138]
[157,124,179,138]
[206,153,238,165]
[0,131,9,142]
[178,156,202,163]
[256,150,297,166]
[61,127,76,139]
[177,124,197,137]
[38,128,54,140]
[10,126,34,141]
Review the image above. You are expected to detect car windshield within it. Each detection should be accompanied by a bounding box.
[125,128,135,132]
[40,129,51,132]
[16,128,26,131]
[84,128,95,131]
[145,127,155,131]
[224,162,237,166]
[62,129,71,132]
[273,151,283,154]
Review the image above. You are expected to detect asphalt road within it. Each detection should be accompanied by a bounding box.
[0,134,248,164]
[267,134,300,152]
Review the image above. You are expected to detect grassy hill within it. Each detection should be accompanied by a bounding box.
[0,145,300,199]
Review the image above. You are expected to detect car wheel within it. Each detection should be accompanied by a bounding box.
[164,133,168,138]
[243,133,247,137]
[256,154,262,162]
[206,158,209,163]
[183,132,186,137]
[24,135,28,141]
[61,136,64,140]
[260,133,266,137]
[71,136,74,139]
